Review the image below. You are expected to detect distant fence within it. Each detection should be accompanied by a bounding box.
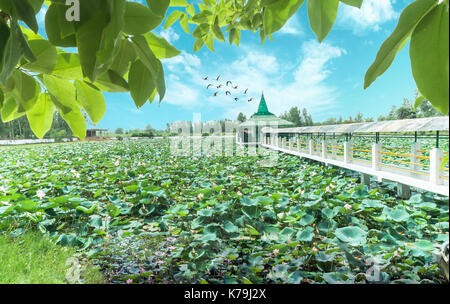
[0,138,79,146]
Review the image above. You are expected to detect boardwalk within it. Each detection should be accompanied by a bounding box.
[259,117,449,197]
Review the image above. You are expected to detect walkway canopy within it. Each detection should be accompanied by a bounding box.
[262,116,449,135]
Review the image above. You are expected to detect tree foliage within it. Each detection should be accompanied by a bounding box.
[0,0,448,141]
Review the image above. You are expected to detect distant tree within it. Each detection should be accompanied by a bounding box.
[237,113,247,123]
[301,108,313,126]
[354,112,364,123]
[145,124,153,131]
[115,128,124,135]
[396,98,416,120]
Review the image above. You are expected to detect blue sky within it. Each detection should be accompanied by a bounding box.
[37,0,417,131]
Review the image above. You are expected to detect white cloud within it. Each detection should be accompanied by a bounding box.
[339,0,398,34]
[161,40,346,122]
[159,28,180,44]
[277,16,303,36]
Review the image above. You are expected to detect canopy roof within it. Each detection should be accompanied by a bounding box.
[239,93,294,128]
[262,116,449,134]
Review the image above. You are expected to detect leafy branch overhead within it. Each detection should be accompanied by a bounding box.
[0,0,181,140]
[0,0,448,141]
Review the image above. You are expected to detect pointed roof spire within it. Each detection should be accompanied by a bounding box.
[253,92,274,117]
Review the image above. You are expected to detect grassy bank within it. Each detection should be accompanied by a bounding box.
[0,231,104,284]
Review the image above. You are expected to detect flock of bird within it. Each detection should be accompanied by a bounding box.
[203,75,254,102]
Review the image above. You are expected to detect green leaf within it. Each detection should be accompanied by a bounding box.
[110,39,136,77]
[43,74,86,140]
[170,0,188,7]
[131,35,160,77]
[296,226,314,241]
[335,226,367,246]
[1,97,26,122]
[51,52,83,80]
[11,0,39,33]
[155,59,166,102]
[94,69,129,93]
[186,3,195,16]
[74,80,106,124]
[22,39,57,74]
[212,17,225,42]
[410,2,449,115]
[383,206,410,222]
[242,205,261,219]
[26,93,55,139]
[124,2,162,35]
[143,32,181,59]
[0,20,23,85]
[205,33,214,51]
[146,0,170,18]
[224,221,239,233]
[299,214,315,226]
[263,0,305,37]
[179,13,190,34]
[165,10,183,29]
[75,6,110,81]
[10,69,40,112]
[129,60,156,108]
[414,94,425,110]
[307,0,339,42]
[45,3,77,47]
[364,0,438,89]
[340,0,363,8]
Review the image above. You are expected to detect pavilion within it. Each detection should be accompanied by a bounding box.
[236,93,294,145]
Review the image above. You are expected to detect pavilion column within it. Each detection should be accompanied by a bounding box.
[308,140,313,155]
[322,140,327,159]
[430,148,443,185]
[372,143,382,171]
[297,137,301,152]
[410,142,420,172]
[289,137,294,150]
[344,141,352,163]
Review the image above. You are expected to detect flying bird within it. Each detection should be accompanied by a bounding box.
[225,91,231,96]
[203,76,208,80]
[216,75,220,81]
[243,88,248,94]
[234,97,239,101]
[213,92,219,97]
[226,81,232,86]
[248,98,254,102]
[217,84,223,89]
[232,85,238,89]
[206,84,214,89]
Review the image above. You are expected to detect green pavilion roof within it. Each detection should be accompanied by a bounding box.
[238,93,294,128]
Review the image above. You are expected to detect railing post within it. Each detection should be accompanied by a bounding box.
[344,141,352,163]
[322,140,327,159]
[430,148,443,185]
[309,140,313,155]
[289,137,294,150]
[410,142,420,172]
[372,143,381,171]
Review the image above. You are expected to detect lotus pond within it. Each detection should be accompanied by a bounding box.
[0,138,448,284]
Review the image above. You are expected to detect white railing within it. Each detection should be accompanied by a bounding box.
[261,136,448,197]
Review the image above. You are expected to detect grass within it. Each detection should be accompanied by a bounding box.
[0,231,104,284]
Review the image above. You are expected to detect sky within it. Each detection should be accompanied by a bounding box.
[36,0,418,131]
